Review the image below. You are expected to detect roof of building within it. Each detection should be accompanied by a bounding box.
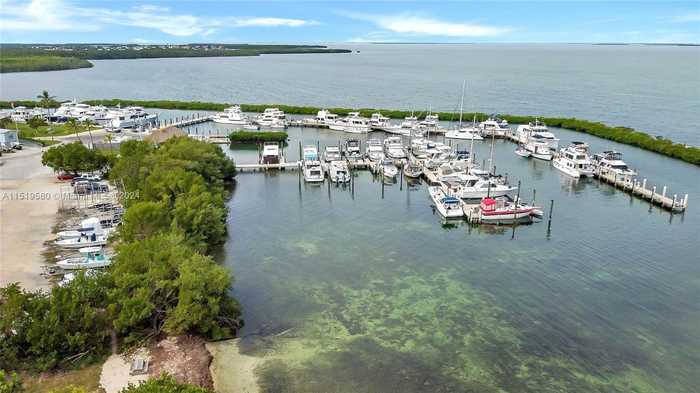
[144,126,186,144]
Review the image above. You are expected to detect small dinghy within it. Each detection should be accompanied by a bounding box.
[428,186,464,219]
[55,233,108,248]
[514,145,531,158]
[56,247,111,270]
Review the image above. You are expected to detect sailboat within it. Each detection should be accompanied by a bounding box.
[445,81,484,141]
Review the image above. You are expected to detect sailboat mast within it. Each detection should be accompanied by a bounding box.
[459,80,465,128]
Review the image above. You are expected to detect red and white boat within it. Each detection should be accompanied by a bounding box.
[477,197,534,224]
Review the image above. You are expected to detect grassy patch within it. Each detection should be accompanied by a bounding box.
[20,363,104,393]
[229,131,288,144]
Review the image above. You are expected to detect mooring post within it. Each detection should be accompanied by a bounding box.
[532,189,537,205]
[642,178,647,190]
[652,186,656,202]
[672,194,677,209]
[513,180,521,223]
[662,186,667,200]
[400,163,404,191]
[381,177,385,199]
[546,199,554,236]
[683,194,689,208]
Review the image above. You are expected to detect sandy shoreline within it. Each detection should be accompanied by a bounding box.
[207,339,263,393]
[0,145,60,291]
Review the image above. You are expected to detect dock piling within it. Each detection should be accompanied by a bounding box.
[546,199,554,237]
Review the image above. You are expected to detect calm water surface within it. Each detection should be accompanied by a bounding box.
[2,44,699,145]
[177,117,699,392]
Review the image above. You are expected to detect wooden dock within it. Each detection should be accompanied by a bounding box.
[593,168,688,212]
[156,114,214,130]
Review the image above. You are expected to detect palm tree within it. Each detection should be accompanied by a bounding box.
[66,118,80,141]
[36,90,56,117]
[82,119,96,148]
[103,133,115,151]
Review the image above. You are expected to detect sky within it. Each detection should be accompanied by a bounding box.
[0,0,698,44]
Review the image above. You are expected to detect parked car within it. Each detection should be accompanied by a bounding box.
[57,173,75,181]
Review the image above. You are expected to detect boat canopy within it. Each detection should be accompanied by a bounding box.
[480,198,497,211]
[442,197,460,204]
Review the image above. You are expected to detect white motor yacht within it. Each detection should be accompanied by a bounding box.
[428,186,464,218]
[553,142,594,178]
[56,247,111,270]
[525,141,553,161]
[323,146,342,162]
[328,161,350,183]
[403,160,423,178]
[592,151,637,180]
[479,117,510,137]
[314,109,339,126]
[445,126,484,140]
[448,174,517,199]
[383,136,406,159]
[261,142,281,164]
[516,119,559,149]
[107,107,158,129]
[213,105,250,125]
[329,112,370,133]
[366,138,385,161]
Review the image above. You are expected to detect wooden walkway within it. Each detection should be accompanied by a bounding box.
[593,169,688,212]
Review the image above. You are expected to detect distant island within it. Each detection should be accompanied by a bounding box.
[0,43,352,73]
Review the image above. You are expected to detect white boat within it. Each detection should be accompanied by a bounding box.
[552,142,594,178]
[369,112,391,128]
[261,142,281,164]
[213,105,250,125]
[55,233,108,249]
[479,117,510,137]
[314,109,339,126]
[302,145,324,183]
[514,145,531,158]
[448,174,517,199]
[328,161,350,183]
[56,246,111,270]
[106,107,158,129]
[592,151,637,180]
[366,138,385,161]
[303,145,319,162]
[383,136,406,159]
[344,139,362,160]
[420,113,439,128]
[323,146,342,162]
[329,112,370,133]
[380,158,398,179]
[255,112,286,128]
[262,107,286,119]
[57,217,109,240]
[403,161,423,178]
[428,186,464,219]
[516,119,559,150]
[525,141,553,161]
[477,197,533,224]
[401,114,418,130]
[445,127,484,140]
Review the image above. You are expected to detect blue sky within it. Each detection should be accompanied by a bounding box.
[1,1,698,44]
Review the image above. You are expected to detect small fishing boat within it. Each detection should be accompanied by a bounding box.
[344,139,362,160]
[514,145,531,158]
[323,146,342,162]
[478,197,533,224]
[302,145,325,183]
[56,247,111,270]
[383,136,406,159]
[366,138,385,162]
[55,233,108,249]
[428,186,464,219]
[380,158,398,179]
[403,160,423,178]
[57,217,109,240]
[261,142,281,164]
[328,161,350,183]
[445,127,484,140]
[552,142,594,178]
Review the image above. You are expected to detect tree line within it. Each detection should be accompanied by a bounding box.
[0,137,241,374]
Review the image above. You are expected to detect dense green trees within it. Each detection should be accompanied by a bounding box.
[0,273,112,371]
[41,142,109,173]
[0,370,22,393]
[109,234,240,342]
[120,375,213,393]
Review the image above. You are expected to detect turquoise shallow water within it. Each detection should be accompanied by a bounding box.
[178,117,700,392]
[2,44,699,144]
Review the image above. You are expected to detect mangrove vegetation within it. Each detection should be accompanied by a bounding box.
[0,137,241,375]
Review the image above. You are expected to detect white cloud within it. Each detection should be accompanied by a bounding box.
[231,17,318,28]
[673,12,700,23]
[341,11,512,38]
[0,0,319,37]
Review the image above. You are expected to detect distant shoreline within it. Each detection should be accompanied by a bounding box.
[0,44,352,73]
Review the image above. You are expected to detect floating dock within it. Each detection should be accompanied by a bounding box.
[593,169,688,212]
